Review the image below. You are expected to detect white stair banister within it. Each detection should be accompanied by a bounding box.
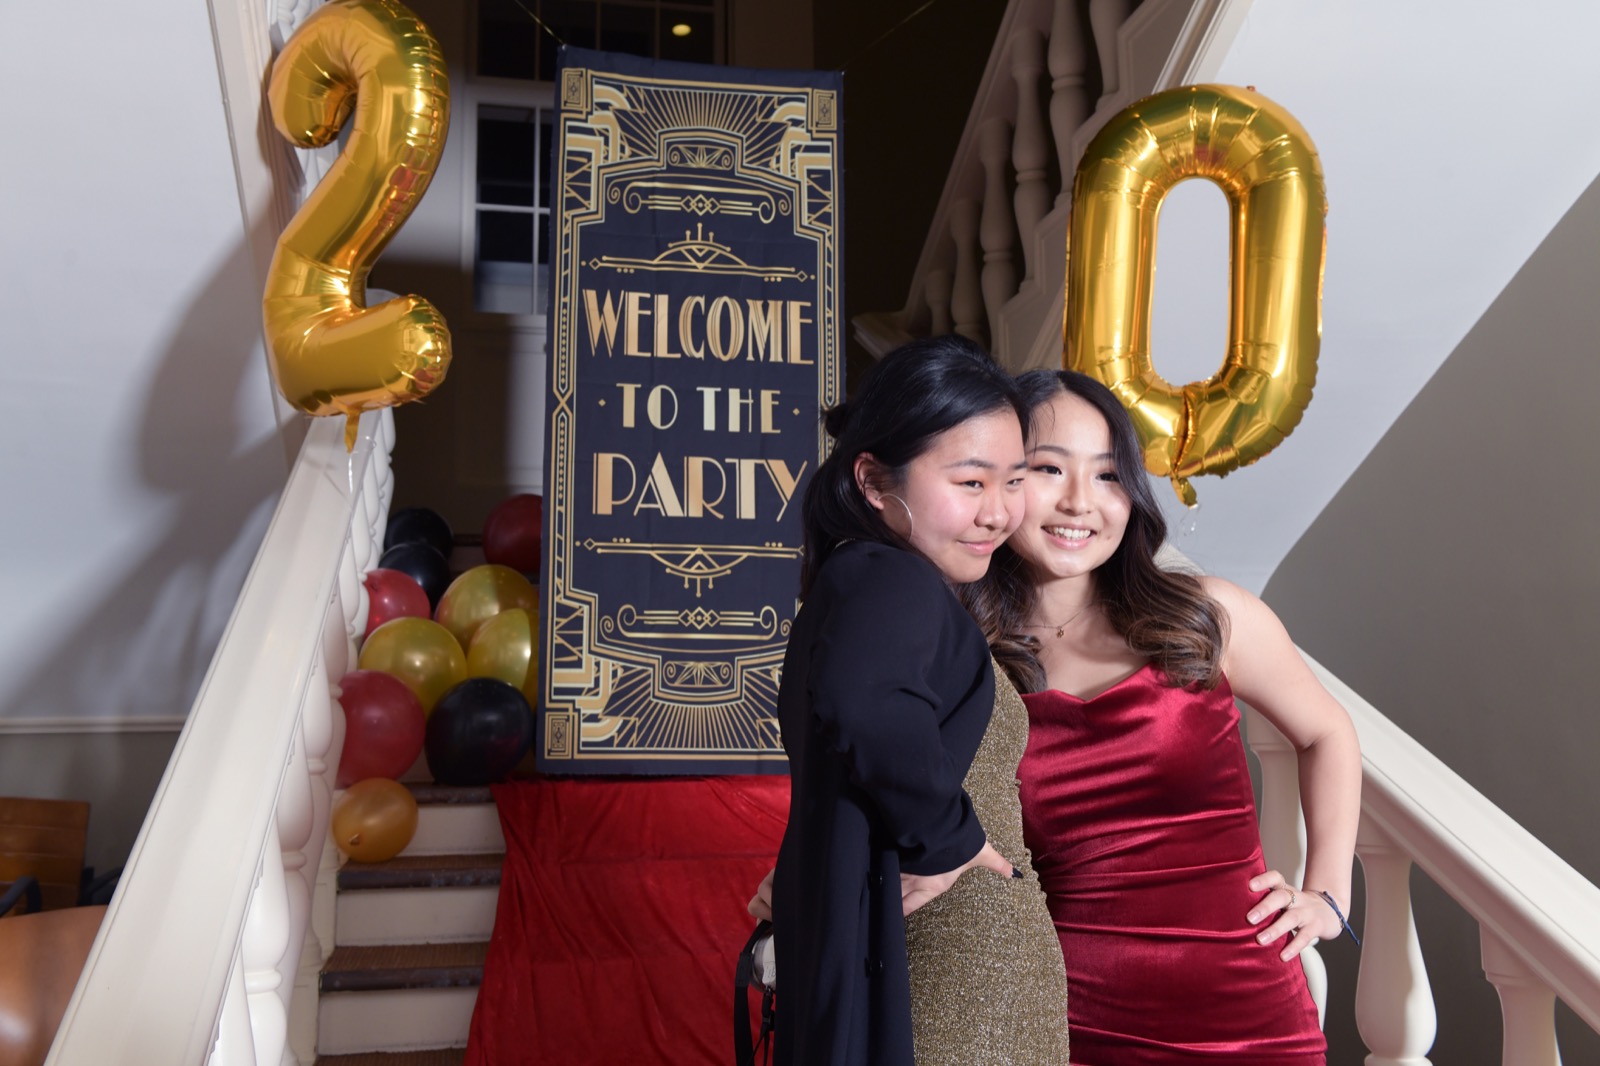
[1089,0,1141,106]
[1353,819,1437,1065]
[1048,0,1092,206]
[48,410,395,1065]
[1481,927,1563,1066]
[215,957,256,1065]
[241,839,291,1066]
[1009,27,1052,281]
[978,115,1020,346]
[951,197,987,346]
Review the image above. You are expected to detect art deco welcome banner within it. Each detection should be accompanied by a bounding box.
[539,48,841,774]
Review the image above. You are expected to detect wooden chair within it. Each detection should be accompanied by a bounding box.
[0,799,98,1066]
[0,798,90,915]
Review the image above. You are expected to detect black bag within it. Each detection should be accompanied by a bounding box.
[734,919,776,1066]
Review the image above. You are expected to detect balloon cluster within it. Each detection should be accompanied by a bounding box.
[332,498,544,863]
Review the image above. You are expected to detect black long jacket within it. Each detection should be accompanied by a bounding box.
[772,541,993,1066]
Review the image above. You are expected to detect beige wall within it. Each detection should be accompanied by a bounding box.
[0,731,181,880]
[1263,174,1600,1063]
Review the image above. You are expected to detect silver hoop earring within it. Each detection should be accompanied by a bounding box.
[880,493,915,539]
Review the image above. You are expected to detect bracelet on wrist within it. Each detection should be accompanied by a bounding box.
[1311,889,1361,945]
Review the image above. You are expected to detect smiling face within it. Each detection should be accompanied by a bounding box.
[857,408,1028,584]
[1009,390,1132,584]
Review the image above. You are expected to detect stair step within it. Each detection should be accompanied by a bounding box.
[317,988,478,1056]
[335,855,503,947]
[399,786,503,857]
[316,784,501,1056]
[338,853,504,891]
[322,942,488,993]
[405,783,495,805]
[315,1050,465,1066]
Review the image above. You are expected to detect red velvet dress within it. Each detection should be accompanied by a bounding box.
[1019,666,1326,1064]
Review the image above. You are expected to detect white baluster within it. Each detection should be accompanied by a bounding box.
[303,651,337,795]
[375,409,397,516]
[276,728,315,1066]
[311,685,348,968]
[1480,927,1562,1066]
[978,117,1019,350]
[339,539,366,649]
[211,954,258,1066]
[362,451,384,551]
[950,197,987,348]
[242,839,292,1066]
[1089,0,1139,108]
[289,659,339,1066]
[324,585,354,687]
[1009,28,1051,281]
[925,268,954,337]
[353,491,375,574]
[1243,705,1327,1026]
[1049,0,1092,203]
[1355,820,1436,1065]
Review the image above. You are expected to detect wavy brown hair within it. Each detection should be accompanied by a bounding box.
[963,370,1227,693]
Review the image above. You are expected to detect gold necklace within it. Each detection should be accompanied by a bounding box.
[1019,601,1095,639]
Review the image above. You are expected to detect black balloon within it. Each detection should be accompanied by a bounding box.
[384,506,454,559]
[425,678,534,786]
[378,541,451,608]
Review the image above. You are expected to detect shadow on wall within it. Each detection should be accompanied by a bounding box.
[0,221,292,874]
[1265,171,1600,1065]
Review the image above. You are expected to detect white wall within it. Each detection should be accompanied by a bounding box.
[1263,170,1600,1066]
[0,5,289,865]
[1145,0,1600,591]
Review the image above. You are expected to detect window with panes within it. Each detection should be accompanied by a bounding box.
[468,0,725,317]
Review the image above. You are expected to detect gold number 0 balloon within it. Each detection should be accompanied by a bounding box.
[1064,84,1326,505]
[264,0,451,449]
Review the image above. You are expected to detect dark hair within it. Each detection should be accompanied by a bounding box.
[964,370,1227,692]
[800,335,1028,595]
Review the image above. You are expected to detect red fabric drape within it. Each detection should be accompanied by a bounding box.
[467,775,788,1065]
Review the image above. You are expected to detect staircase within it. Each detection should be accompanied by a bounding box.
[38,4,1600,1064]
[313,783,504,1065]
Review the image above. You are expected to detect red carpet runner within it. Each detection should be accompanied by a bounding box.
[467,775,788,1065]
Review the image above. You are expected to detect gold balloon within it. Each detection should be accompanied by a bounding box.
[466,607,539,706]
[1063,84,1327,505]
[435,565,538,650]
[264,0,452,449]
[358,617,466,714]
[332,777,418,862]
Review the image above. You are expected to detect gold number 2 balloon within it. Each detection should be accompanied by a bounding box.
[1063,84,1326,505]
[264,0,452,449]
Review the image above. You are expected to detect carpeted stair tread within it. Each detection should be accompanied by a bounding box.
[314,1050,465,1066]
[404,782,495,806]
[321,941,489,993]
[338,852,504,891]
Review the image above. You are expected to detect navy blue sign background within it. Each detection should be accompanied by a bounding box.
[539,48,842,774]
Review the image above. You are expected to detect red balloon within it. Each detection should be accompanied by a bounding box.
[364,567,431,640]
[482,494,543,577]
[336,670,426,787]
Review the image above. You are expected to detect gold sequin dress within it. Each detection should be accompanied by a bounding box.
[905,664,1071,1064]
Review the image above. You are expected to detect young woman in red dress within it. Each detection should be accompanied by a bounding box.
[965,369,1362,1065]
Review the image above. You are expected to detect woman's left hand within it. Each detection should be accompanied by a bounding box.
[747,865,775,922]
[1247,870,1343,961]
